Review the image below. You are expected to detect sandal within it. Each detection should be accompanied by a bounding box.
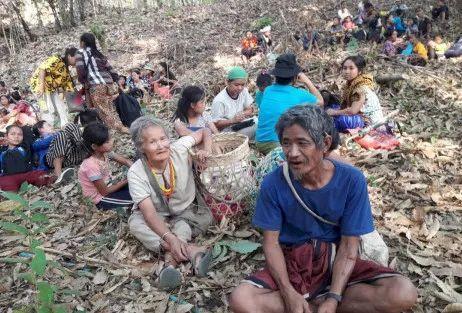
[191,249,213,278]
[54,168,75,185]
[158,265,182,290]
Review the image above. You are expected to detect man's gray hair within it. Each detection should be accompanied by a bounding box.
[129,116,168,153]
[275,105,339,151]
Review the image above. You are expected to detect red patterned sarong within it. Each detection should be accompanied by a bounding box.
[245,240,398,300]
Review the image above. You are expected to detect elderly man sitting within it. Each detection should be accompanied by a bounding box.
[230,106,417,313]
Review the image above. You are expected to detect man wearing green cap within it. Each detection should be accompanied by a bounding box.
[211,66,256,139]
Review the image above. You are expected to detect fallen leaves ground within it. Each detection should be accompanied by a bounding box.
[1,0,462,312]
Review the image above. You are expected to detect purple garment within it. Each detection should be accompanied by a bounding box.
[383,40,397,56]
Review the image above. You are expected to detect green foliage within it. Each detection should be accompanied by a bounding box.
[90,23,107,52]
[253,17,273,31]
[37,281,54,306]
[1,190,28,206]
[31,248,47,276]
[0,191,64,311]
[166,9,176,17]
[90,23,105,39]
[0,221,29,236]
[216,240,261,254]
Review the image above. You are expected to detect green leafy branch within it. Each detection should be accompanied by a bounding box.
[0,191,66,313]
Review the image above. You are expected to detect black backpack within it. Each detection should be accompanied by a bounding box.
[321,90,341,106]
[114,93,143,127]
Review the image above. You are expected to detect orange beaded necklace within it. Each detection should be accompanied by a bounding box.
[151,159,176,199]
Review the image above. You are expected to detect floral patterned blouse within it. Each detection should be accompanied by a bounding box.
[30,55,74,94]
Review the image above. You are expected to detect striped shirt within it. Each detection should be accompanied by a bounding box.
[75,47,117,86]
[46,123,88,168]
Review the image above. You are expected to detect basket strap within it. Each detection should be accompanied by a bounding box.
[282,162,338,227]
[141,157,170,212]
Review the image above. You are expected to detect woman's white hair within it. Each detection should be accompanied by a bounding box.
[129,116,168,154]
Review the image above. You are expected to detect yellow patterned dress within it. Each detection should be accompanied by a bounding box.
[30,55,74,127]
[30,55,74,94]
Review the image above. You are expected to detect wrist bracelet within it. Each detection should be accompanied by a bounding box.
[325,292,342,303]
[161,231,172,241]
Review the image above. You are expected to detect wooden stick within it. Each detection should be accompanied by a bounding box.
[345,110,400,145]
[42,247,135,269]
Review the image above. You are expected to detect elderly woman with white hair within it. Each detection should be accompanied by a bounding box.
[127,116,214,290]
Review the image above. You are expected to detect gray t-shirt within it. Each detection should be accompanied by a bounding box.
[127,135,196,216]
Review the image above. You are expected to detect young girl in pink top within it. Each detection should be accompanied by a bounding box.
[78,122,133,210]
[342,16,357,31]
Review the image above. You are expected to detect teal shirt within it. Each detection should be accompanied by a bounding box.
[255,90,264,108]
[256,84,317,143]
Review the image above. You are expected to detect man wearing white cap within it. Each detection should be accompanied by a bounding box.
[258,26,273,54]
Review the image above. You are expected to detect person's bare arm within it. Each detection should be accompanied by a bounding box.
[110,153,133,167]
[297,73,324,106]
[243,106,255,117]
[214,113,245,130]
[207,121,219,134]
[37,69,46,97]
[52,157,64,177]
[190,127,212,156]
[328,93,365,116]
[317,236,360,312]
[174,119,193,137]
[93,178,128,196]
[264,231,311,313]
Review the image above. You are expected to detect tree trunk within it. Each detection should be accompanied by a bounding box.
[10,1,37,41]
[58,0,70,28]
[32,0,44,28]
[47,0,62,31]
[0,20,13,55]
[77,0,85,22]
[69,0,76,26]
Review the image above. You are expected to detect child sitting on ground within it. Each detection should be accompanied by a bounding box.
[428,34,449,59]
[338,1,352,21]
[117,75,129,94]
[0,125,54,192]
[392,13,406,36]
[255,72,272,108]
[173,86,218,135]
[153,62,181,99]
[78,122,133,210]
[404,18,419,36]
[46,109,99,184]
[0,92,37,132]
[301,23,321,54]
[32,120,57,171]
[431,0,449,22]
[241,31,259,61]
[329,17,345,45]
[408,34,429,65]
[382,30,405,57]
[342,16,357,32]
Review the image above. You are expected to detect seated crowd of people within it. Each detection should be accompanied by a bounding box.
[6,0,458,308]
[240,0,461,66]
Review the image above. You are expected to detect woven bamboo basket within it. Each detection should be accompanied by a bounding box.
[190,132,255,221]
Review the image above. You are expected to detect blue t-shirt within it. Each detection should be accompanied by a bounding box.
[32,133,57,171]
[255,90,264,108]
[393,17,406,31]
[255,84,317,143]
[252,160,374,246]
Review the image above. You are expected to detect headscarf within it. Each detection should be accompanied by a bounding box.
[227,66,248,81]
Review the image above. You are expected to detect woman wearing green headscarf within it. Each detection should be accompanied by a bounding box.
[211,66,256,139]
